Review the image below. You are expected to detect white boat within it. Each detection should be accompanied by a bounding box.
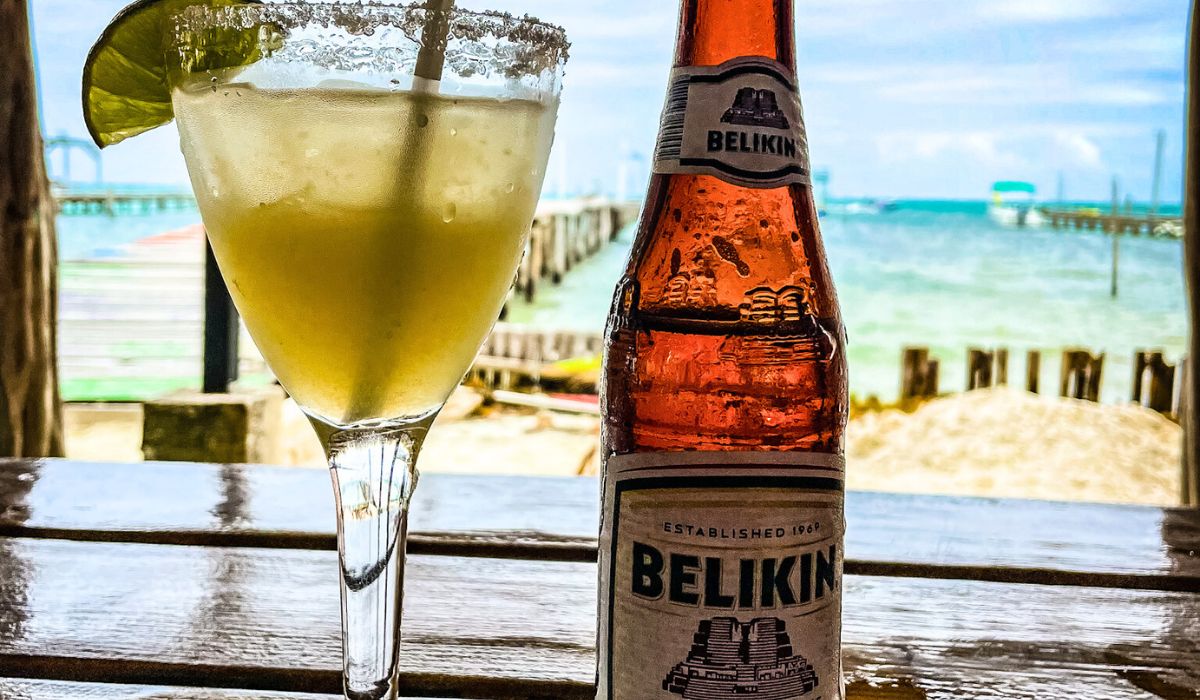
[988,181,1044,228]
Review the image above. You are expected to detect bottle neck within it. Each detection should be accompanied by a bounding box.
[675,0,796,70]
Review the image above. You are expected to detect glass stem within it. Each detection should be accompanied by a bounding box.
[325,416,433,700]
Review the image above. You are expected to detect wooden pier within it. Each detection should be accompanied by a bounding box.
[55,189,196,216]
[1040,207,1183,238]
[57,198,637,400]
[468,323,604,392]
[511,199,639,306]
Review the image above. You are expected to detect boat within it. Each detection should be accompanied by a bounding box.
[989,181,1044,228]
[840,198,897,215]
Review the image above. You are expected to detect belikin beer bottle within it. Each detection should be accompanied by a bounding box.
[598,1,848,698]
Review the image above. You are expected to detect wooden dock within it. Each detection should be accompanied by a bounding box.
[57,199,636,401]
[512,198,639,305]
[1039,207,1183,238]
[55,189,197,216]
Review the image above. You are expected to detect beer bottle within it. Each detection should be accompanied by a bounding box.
[598,0,848,698]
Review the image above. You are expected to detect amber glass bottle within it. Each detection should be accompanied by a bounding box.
[598,1,848,698]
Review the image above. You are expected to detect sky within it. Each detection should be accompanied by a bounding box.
[32,0,1192,202]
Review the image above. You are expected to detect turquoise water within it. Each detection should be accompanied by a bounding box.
[58,199,1187,403]
[58,208,199,261]
[505,200,1187,404]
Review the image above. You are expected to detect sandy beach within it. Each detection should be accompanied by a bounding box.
[845,387,1182,505]
[64,386,1183,507]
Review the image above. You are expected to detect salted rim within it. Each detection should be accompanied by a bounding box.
[171,1,570,74]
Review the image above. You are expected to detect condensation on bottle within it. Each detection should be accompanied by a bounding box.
[597,2,848,698]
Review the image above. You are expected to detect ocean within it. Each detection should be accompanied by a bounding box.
[58,199,1186,404]
[505,199,1187,404]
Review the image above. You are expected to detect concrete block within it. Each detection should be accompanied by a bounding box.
[142,386,285,464]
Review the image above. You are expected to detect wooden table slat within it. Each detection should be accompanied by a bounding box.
[0,537,1196,699]
[2,458,1198,591]
[0,678,338,699]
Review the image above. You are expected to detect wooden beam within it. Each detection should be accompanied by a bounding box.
[0,0,63,457]
[1185,0,1200,506]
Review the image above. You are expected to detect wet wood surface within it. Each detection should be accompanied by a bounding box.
[1,458,1198,589]
[0,678,478,699]
[0,536,1197,699]
[0,678,337,699]
[1,458,1199,698]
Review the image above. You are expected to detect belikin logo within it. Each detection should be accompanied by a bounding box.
[721,88,790,130]
[707,87,797,158]
[662,617,819,699]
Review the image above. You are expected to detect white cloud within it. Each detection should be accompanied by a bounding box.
[874,64,1180,107]
[1059,24,1184,57]
[1051,132,1105,168]
[875,131,1027,171]
[981,0,1121,23]
[566,61,665,88]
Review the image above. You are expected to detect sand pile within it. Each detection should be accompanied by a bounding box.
[64,387,1184,506]
[847,387,1182,505]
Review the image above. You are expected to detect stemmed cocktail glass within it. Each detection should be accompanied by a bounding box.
[166,4,567,697]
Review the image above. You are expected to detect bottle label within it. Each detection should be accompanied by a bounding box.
[653,57,812,189]
[598,451,845,700]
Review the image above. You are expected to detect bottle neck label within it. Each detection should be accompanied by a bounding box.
[597,450,845,700]
[653,57,812,189]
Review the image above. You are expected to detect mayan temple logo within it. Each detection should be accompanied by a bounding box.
[662,617,819,699]
[721,88,790,130]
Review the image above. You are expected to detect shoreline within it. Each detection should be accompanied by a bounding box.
[64,386,1183,507]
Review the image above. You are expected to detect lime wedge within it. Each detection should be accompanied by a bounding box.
[82,0,262,148]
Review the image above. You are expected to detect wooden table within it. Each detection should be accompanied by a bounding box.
[0,458,1198,699]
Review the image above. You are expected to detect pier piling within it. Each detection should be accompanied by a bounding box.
[1026,351,1041,394]
[1133,351,1178,415]
[901,347,939,401]
[1060,350,1105,402]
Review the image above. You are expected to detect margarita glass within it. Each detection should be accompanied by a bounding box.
[167,4,566,697]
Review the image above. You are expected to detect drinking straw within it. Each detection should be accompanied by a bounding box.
[342,0,456,424]
[415,0,455,89]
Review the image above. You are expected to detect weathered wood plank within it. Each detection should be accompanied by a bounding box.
[0,539,588,698]
[0,678,338,699]
[0,678,480,699]
[2,459,1198,589]
[0,538,1197,699]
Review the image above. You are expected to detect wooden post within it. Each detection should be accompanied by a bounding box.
[1133,351,1177,415]
[1111,232,1120,298]
[1110,177,1121,298]
[202,240,239,393]
[1087,353,1105,402]
[1061,350,1105,402]
[1186,0,1200,506]
[966,348,994,391]
[995,348,1009,386]
[1026,350,1041,394]
[0,0,64,457]
[901,347,938,401]
[901,348,924,400]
